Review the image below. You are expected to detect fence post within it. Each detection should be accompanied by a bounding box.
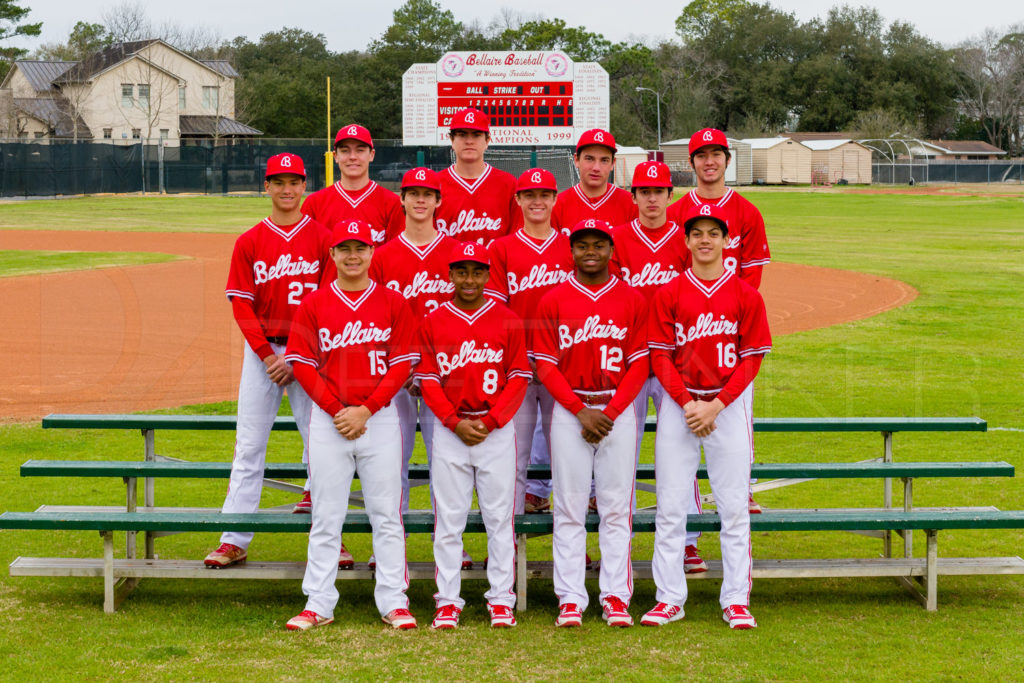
[221,160,228,194]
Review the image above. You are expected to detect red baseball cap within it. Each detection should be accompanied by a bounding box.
[449,241,489,267]
[569,218,614,243]
[682,203,729,235]
[688,128,729,156]
[331,219,375,247]
[576,128,616,154]
[631,161,673,189]
[401,167,441,192]
[265,153,306,179]
[450,108,490,133]
[334,124,373,149]
[516,167,557,193]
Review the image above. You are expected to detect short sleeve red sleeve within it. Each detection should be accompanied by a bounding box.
[737,286,772,359]
[387,294,418,366]
[624,288,650,367]
[485,241,509,303]
[284,296,321,369]
[529,292,561,367]
[225,236,256,301]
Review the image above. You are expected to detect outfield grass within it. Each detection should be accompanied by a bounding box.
[0,250,180,278]
[1,190,1023,681]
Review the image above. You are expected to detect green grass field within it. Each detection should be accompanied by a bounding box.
[1,189,1023,681]
[0,250,180,278]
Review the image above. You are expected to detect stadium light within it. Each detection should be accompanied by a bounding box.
[635,86,662,149]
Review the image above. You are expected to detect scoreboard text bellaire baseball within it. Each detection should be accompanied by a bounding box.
[403,51,610,147]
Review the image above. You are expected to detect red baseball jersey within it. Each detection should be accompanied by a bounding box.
[301,180,404,246]
[532,276,648,396]
[609,219,689,302]
[485,229,574,333]
[416,300,531,428]
[667,188,770,282]
[648,269,772,394]
[434,164,520,245]
[368,232,458,318]
[225,215,333,337]
[285,280,416,408]
[552,184,638,235]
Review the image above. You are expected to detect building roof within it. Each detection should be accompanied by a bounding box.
[54,40,158,83]
[783,132,854,142]
[743,137,804,150]
[179,115,261,136]
[13,97,92,138]
[661,136,747,148]
[801,139,864,151]
[199,60,239,78]
[10,60,76,92]
[927,139,1006,155]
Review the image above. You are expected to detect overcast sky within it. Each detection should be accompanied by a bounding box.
[8,0,1022,54]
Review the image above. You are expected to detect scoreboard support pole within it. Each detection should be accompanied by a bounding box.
[417,148,425,166]
[530,146,538,167]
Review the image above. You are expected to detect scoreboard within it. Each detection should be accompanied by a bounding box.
[403,51,609,147]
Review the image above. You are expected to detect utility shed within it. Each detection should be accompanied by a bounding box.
[660,136,752,185]
[612,146,649,187]
[743,137,812,184]
[802,139,872,184]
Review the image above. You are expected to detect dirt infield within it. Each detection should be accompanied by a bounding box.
[1,230,917,422]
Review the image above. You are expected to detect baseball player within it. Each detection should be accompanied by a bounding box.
[205,153,333,569]
[485,168,572,516]
[369,167,472,567]
[551,129,638,233]
[667,128,771,518]
[300,124,404,247]
[435,108,520,246]
[283,219,418,631]
[641,202,771,630]
[532,218,649,628]
[417,242,531,629]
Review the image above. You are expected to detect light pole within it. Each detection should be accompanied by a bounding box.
[635,86,661,149]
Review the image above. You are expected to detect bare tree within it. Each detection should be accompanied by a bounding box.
[101,2,222,57]
[954,26,1024,156]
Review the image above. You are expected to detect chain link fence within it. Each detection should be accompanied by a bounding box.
[872,160,1024,185]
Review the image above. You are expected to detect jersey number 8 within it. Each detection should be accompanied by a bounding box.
[482,369,498,395]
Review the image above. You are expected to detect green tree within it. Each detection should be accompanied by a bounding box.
[675,0,749,44]
[501,18,614,62]
[0,0,42,78]
[33,21,110,60]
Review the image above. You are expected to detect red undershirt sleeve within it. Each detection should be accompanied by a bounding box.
[716,355,763,408]
[482,376,528,431]
[231,296,273,360]
[604,355,649,420]
[536,359,586,415]
[651,348,694,408]
[362,359,411,415]
[420,378,461,431]
[292,362,343,416]
[739,265,763,289]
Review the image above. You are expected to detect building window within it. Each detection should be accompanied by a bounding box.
[159,129,169,141]
[202,86,219,111]
[34,131,45,139]
[132,128,141,139]
[137,84,150,110]
[18,132,28,140]
[178,86,186,110]
[103,128,112,139]
[121,84,133,107]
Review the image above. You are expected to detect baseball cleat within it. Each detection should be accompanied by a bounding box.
[382,608,418,630]
[338,543,354,569]
[367,554,376,570]
[430,604,461,630]
[585,553,596,571]
[641,603,684,626]
[204,542,246,568]
[555,603,583,628]
[462,549,473,570]
[292,490,312,514]
[488,603,517,628]
[684,545,708,574]
[748,494,762,514]
[286,609,333,631]
[723,604,757,629]
[588,496,598,513]
[524,493,550,513]
[601,596,633,627]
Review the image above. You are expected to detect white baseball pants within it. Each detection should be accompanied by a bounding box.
[651,385,754,609]
[300,403,409,619]
[550,401,640,612]
[221,342,312,550]
[430,417,517,610]
[512,383,554,512]
[394,387,435,513]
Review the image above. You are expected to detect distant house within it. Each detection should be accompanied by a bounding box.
[921,140,1006,160]
[742,137,812,184]
[0,39,260,144]
[660,137,753,185]
[800,139,872,184]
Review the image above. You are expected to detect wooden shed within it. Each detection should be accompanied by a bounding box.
[611,146,649,188]
[660,136,753,185]
[743,137,812,184]
[802,139,872,184]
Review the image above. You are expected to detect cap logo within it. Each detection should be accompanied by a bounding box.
[594,131,604,142]
[585,219,596,228]
[280,155,292,167]
[348,222,359,233]
[415,169,426,181]
[646,164,659,178]
[465,112,475,123]
[464,244,476,255]
[347,125,358,135]
[699,204,713,216]
[531,171,542,183]
[702,130,714,142]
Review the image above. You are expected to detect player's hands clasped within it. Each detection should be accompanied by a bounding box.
[454,418,490,446]
[263,354,294,386]
[334,406,371,440]
[684,398,724,437]
[576,407,614,444]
